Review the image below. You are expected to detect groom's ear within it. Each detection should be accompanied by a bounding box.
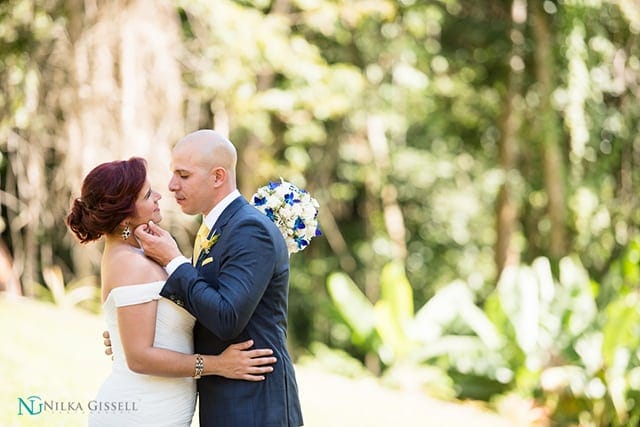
[211,167,227,186]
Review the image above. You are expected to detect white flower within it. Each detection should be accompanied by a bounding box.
[251,178,322,254]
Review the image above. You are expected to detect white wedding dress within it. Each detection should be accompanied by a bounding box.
[88,281,197,426]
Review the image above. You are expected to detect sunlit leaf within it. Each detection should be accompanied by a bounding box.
[379,260,413,326]
[326,272,375,344]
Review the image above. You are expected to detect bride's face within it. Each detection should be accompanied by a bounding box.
[130,178,162,227]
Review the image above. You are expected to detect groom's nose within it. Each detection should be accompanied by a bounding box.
[168,175,179,192]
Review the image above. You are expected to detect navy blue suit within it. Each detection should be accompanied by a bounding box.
[161,196,303,426]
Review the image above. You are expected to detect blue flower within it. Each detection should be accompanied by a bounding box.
[294,217,306,230]
[268,181,281,190]
[264,208,275,221]
[284,192,295,206]
[253,196,267,206]
[295,236,309,249]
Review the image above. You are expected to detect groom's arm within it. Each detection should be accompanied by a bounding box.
[161,220,275,340]
[101,330,276,379]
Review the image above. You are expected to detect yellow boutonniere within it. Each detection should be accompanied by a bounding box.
[201,233,219,255]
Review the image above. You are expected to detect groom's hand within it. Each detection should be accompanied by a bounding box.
[217,340,277,381]
[134,221,183,266]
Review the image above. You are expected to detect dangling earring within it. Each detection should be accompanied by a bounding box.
[121,223,131,240]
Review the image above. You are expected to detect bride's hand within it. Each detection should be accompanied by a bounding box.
[103,330,114,359]
[211,340,277,381]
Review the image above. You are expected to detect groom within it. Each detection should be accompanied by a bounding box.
[135,129,303,426]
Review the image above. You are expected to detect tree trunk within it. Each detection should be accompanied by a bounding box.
[495,0,526,274]
[531,0,567,260]
[51,0,186,284]
[367,115,407,261]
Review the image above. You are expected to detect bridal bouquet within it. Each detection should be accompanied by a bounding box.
[251,179,321,254]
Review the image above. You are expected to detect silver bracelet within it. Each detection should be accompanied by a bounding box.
[193,354,204,379]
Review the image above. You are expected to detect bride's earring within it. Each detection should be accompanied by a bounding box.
[121,223,131,240]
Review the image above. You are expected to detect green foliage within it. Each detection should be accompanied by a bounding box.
[38,266,101,313]
[1,1,639,424]
[326,271,377,347]
[326,260,503,398]
[297,342,374,380]
[459,253,640,425]
[326,248,640,424]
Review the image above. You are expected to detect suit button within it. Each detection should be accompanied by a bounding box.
[176,299,184,307]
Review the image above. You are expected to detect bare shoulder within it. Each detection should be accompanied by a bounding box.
[102,247,167,292]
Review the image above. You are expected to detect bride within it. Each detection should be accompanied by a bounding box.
[66,157,276,426]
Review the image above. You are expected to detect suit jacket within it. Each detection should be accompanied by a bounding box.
[160,196,303,427]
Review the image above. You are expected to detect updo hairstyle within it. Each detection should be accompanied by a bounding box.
[66,157,147,243]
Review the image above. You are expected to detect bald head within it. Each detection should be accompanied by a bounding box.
[175,129,237,184]
[168,129,239,215]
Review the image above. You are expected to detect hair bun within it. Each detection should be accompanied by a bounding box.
[66,197,100,243]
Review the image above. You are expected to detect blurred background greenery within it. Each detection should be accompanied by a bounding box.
[1,0,639,426]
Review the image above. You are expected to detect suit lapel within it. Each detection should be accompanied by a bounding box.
[194,196,248,267]
[211,196,248,233]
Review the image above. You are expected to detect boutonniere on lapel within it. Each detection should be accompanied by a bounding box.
[201,232,220,256]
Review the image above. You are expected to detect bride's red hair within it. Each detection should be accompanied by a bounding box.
[66,157,147,243]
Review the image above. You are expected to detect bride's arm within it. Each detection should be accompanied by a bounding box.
[117,300,276,380]
[105,249,275,380]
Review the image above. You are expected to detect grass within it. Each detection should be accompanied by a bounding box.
[0,295,518,427]
[1,295,108,427]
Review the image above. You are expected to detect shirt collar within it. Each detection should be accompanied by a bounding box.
[202,189,241,230]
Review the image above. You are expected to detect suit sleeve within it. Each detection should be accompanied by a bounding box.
[160,220,275,340]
